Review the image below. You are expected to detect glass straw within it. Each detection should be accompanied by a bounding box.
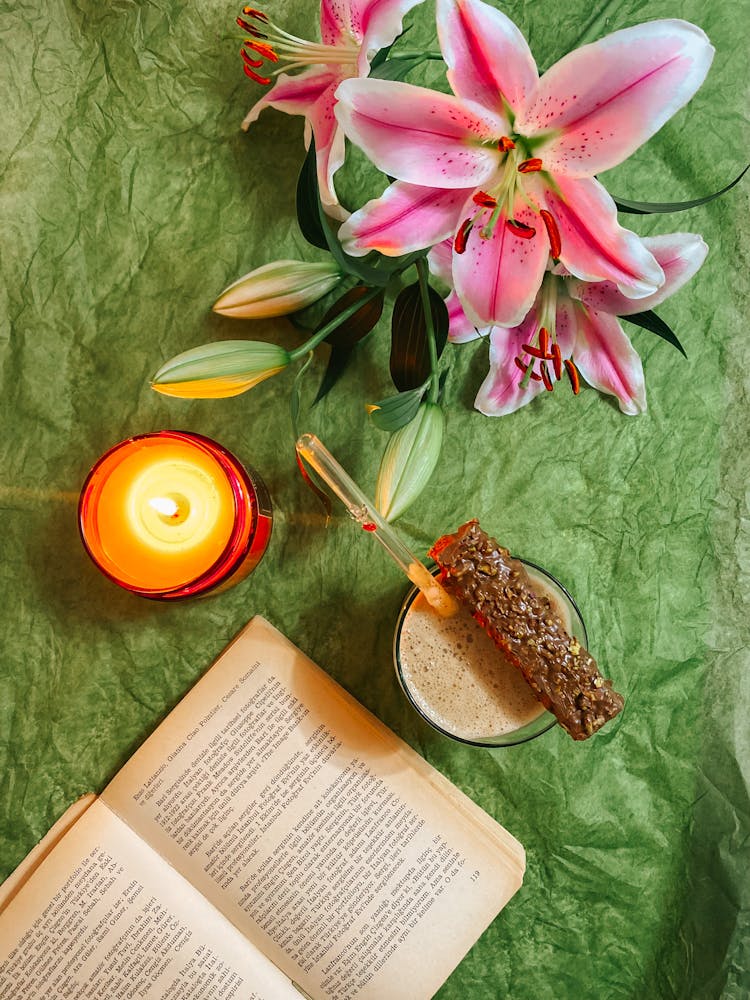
[296,434,458,617]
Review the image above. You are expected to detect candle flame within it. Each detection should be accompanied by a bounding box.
[149,496,180,518]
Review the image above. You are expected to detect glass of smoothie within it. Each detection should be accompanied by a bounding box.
[393,561,588,747]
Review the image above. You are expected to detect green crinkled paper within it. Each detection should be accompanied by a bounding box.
[0,0,747,997]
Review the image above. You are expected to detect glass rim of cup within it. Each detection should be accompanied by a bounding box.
[392,559,588,748]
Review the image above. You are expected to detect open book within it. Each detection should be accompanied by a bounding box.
[0,617,525,999]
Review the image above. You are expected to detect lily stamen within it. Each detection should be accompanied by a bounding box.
[550,342,562,379]
[538,327,549,356]
[244,40,277,60]
[564,359,581,394]
[243,65,272,84]
[518,158,543,173]
[454,218,474,254]
[521,328,551,360]
[520,342,547,359]
[498,136,516,152]
[506,220,536,239]
[237,5,359,85]
[539,361,553,391]
[472,191,497,208]
[540,210,562,259]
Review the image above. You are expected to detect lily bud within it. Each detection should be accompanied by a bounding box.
[151,341,290,398]
[213,260,343,318]
[376,402,444,522]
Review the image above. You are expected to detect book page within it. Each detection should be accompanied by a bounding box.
[0,799,300,1000]
[0,794,96,914]
[103,617,525,1000]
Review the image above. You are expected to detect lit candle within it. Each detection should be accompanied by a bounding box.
[79,431,272,599]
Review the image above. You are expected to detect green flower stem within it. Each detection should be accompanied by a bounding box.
[393,250,428,276]
[415,257,440,405]
[288,285,384,361]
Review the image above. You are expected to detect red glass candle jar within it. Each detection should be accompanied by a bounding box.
[78,431,272,599]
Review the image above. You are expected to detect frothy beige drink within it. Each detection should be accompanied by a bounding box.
[397,570,573,741]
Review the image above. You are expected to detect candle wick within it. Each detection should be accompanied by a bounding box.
[149,496,180,518]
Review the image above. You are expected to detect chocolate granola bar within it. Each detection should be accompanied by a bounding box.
[429,520,624,740]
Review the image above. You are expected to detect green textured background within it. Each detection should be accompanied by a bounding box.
[1,0,748,997]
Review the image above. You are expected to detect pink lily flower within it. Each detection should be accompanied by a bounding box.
[238,0,425,218]
[433,233,708,416]
[335,0,713,326]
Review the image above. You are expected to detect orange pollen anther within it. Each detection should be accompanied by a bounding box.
[564,359,580,394]
[540,210,562,259]
[518,158,543,173]
[454,218,473,254]
[538,327,549,357]
[244,39,278,61]
[472,191,497,208]
[497,136,516,152]
[540,361,553,391]
[243,64,271,84]
[506,220,536,240]
[550,342,562,380]
[241,49,264,68]
[238,21,267,38]
[520,342,547,360]
[238,8,269,39]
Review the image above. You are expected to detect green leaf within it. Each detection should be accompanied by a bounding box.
[390,281,449,391]
[621,310,687,357]
[322,287,385,348]
[369,385,427,432]
[313,286,385,403]
[437,366,450,402]
[296,146,329,251]
[369,26,411,70]
[613,164,749,215]
[369,54,425,82]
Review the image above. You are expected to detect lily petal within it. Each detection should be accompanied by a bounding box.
[353,0,429,74]
[307,83,348,215]
[539,175,664,297]
[452,192,549,327]
[446,290,484,343]
[334,78,502,187]
[339,181,472,256]
[427,238,454,286]
[436,0,537,118]
[475,328,546,416]
[569,233,708,316]
[243,68,347,216]
[472,296,574,416]
[320,0,348,45]
[518,20,714,176]
[243,67,341,129]
[573,308,646,414]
